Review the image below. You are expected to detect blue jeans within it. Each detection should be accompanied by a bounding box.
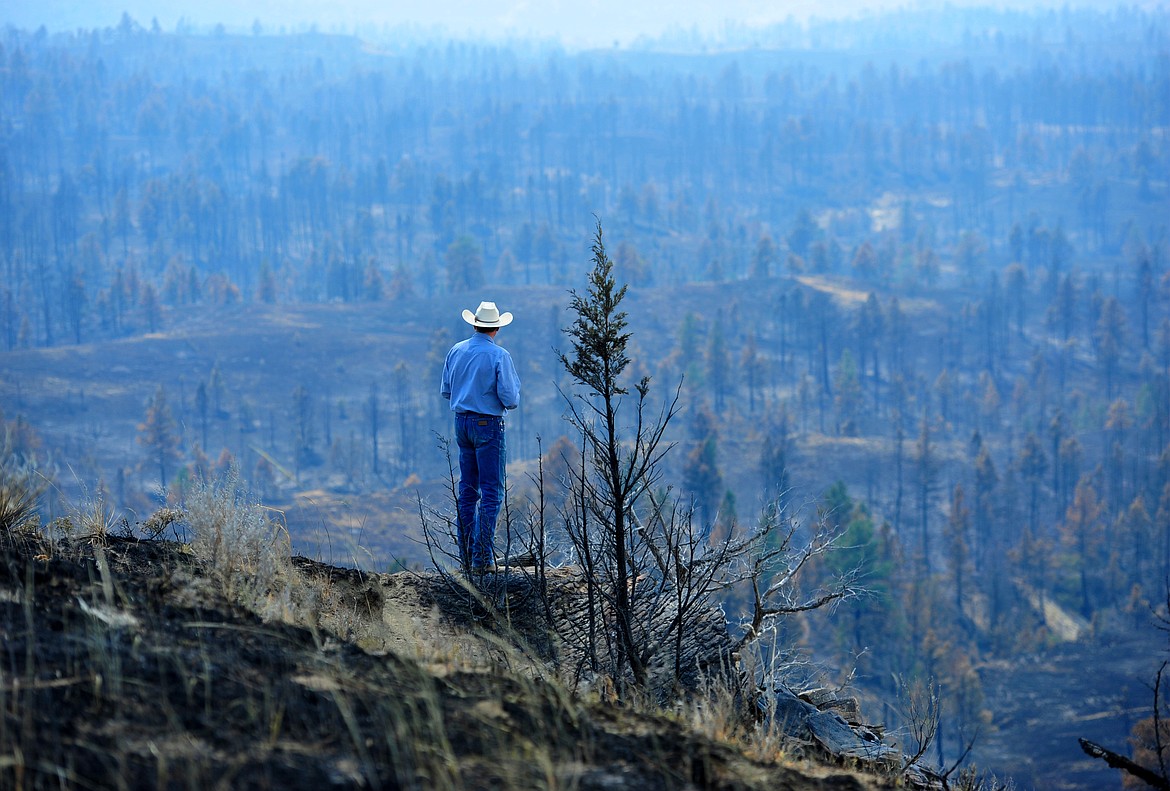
[455,413,505,569]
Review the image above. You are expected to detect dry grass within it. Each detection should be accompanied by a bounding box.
[184,464,308,622]
[1,460,921,790]
[0,456,40,537]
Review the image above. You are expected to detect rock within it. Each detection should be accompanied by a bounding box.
[799,687,863,723]
[766,684,903,775]
[770,685,820,740]
[806,710,900,765]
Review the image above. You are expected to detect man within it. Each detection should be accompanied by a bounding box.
[440,301,521,573]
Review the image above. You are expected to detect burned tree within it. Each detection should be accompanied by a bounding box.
[558,221,861,696]
[558,220,674,688]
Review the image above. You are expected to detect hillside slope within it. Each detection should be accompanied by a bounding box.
[0,525,909,790]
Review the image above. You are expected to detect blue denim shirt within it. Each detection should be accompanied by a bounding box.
[440,333,521,416]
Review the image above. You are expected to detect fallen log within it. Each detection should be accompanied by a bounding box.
[1078,737,1170,790]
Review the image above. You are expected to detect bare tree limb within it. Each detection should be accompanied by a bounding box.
[898,675,940,770]
[1157,660,1169,783]
[1079,738,1170,790]
[941,726,981,786]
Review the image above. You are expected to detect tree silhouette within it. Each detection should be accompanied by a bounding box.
[291,384,317,476]
[558,220,680,689]
[195,381,209,450]
[683,408,723,529]
[833,348,864,436]
[915,410,936,572]
[825,485,900,669]
[1018,432,1049,531]
[946,484,971,613]
[1063,472,1106,616]
[367,383,380,477]
[445,235,483,292]
[973,444,999,575]
[750,233,777,279]
[705,314,730,410]
[760,409,793,512]
[1094,295,1127,400]
[137,384,182,491]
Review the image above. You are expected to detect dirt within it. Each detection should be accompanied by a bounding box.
[973,626,1164,791]
[0,529,895,790]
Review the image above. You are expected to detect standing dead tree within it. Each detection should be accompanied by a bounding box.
[558,220,677,689]
[557,220,862,698]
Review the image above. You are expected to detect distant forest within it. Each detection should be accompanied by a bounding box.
[1,7,1169,781]
[2,7,1165,328]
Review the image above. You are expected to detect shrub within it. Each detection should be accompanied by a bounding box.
[184,464,299,620]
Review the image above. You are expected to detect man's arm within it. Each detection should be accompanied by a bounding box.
[440,350,453,400]
[497,352,520,411]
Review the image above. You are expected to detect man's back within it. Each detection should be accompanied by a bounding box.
[441,333,520,416]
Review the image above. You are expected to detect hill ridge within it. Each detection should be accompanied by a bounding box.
[0,526,933,789]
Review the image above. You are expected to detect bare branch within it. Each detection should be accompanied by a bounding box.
[1079,738,1170,790]
[942,726,981,782]
[898,675,941,770]
[1157,660,1169,783]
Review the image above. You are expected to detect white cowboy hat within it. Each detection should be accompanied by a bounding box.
[462,301,514,328]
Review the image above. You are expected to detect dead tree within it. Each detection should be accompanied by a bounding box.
[1079,738,1170,790]
[558,220,862,697]
[558,220,678,689]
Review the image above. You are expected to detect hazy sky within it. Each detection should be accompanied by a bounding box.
[1,0,1125,47]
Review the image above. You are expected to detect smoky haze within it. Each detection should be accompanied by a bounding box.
[0,5,1166,791]
[0,0,1133,45]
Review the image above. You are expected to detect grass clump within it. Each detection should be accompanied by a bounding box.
[184,464,302,621]
[0,454,40,536]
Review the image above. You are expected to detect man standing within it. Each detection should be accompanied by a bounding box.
[440,301,521,573]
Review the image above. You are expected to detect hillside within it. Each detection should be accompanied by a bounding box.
[0,507,941,790]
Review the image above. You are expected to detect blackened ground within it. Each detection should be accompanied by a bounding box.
[0,530,886,790]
